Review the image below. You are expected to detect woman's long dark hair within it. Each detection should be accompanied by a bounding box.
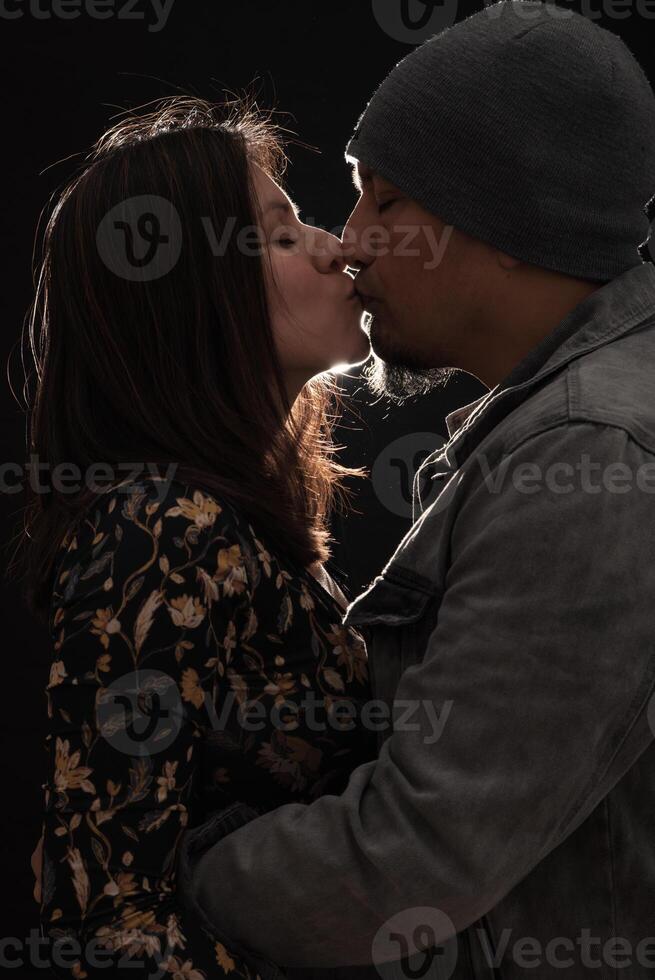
[9,95,365,625]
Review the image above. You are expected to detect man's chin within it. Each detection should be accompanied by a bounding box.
[363,327,459,403]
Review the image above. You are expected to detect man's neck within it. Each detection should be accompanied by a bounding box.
[479,276,604,389]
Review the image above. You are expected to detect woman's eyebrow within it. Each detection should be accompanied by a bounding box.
[265,199,301,219]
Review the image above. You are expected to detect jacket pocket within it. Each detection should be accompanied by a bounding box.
[342,565,438,629]
[177,802,286,980]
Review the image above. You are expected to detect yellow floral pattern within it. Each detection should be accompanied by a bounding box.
[39,478,377,978]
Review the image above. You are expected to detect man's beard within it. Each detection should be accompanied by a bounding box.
[361,312,459,404]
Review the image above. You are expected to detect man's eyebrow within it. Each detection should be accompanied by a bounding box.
[351,166,363,192]
[351,164,375,192]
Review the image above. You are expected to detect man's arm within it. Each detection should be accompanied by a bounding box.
[185,423,655,968]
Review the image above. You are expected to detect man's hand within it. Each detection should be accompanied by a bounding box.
[31,833,43,905]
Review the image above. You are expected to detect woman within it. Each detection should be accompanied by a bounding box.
[20,95,377,979]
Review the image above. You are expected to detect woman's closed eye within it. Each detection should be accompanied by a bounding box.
[265,211,301,249]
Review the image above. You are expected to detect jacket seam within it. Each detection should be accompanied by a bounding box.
[567,409,655,457]
[499,416,655,468]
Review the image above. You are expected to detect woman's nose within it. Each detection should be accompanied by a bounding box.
[314,229,347,274]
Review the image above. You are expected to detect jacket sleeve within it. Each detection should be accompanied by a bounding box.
[185,422,655,968]
[39,483,281,980]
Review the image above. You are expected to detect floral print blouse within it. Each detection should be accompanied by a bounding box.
[39,476,378,979]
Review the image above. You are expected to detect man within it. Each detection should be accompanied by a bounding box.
[178,2,655,976]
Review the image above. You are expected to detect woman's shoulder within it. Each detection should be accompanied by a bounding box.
[49,476,267,624]
[50,474,349,635]
[58,475,259,558]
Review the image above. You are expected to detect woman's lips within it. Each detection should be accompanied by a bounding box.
[355,290,379,310]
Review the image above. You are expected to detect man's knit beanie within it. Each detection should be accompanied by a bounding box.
[345,0,655,281]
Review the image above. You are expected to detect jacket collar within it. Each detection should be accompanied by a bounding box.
[418,262,655,487]
[445,395,488,439]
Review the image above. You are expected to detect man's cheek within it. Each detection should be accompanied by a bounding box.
[388,225,424,267]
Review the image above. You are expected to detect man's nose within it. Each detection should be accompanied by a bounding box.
[341,211,371,271]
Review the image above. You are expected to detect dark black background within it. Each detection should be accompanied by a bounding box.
[1,0,652,972]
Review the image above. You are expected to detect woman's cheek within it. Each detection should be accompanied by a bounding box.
[284,260,315,319]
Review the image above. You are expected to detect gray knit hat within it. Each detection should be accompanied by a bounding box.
[345,0,655,282]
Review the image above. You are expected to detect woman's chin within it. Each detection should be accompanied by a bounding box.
[309,321,372,376]
[333,335,372,372]
[329,341,373,374]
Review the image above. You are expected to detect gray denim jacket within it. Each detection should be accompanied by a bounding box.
[178,262,655,979]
